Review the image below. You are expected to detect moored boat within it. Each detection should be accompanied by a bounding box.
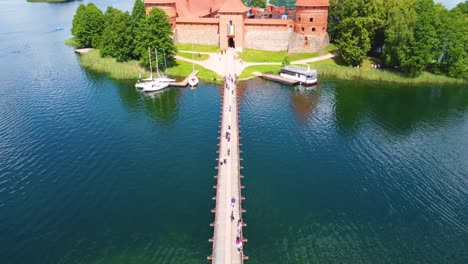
[279,65,317,86]
[142,80,169,92]
[188,76,199,87]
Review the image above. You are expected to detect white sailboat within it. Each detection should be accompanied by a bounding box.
[143,49,169,92]
[189,44,199,88]
[159,50,176,83]
[135,47,153,89]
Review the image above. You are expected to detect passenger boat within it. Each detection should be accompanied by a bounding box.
[279,65,317,86]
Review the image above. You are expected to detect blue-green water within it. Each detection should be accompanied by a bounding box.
[1,1,467,263]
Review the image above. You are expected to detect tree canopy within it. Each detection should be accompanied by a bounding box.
[135,7,176,69]
[99,7,135,62]
[328,0,467,78]
[71,3,104,48]
[131,0,146,23]
[71,3,176,70]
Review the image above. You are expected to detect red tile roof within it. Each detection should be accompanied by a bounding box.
[145,0,176,3]
[175,0,226,18]
[218,0,250,13]
[295,0,329,7]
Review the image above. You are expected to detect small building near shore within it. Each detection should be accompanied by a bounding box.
[144,0,329,52]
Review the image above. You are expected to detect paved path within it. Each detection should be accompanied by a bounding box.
[210,48,245,264]
[175,51,336,77]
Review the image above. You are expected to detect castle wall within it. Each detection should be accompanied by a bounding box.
[243,19,293,51]
[288,32,329,53]
[175,18,219,46]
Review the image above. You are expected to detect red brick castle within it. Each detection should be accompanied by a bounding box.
[144,0,329,52]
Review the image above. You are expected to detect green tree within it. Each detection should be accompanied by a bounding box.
[331,0,384,65]
[99,7,135,62]
[443,2,468,78]
[244,0,267,8]
[71,4,86,43]
[132,0,146,22]
[337,18,372,66]
[135,7,176,69]
[400,0,439,76]
[71,3,104,48]
[282,56,290,66]
[383,0,417,67]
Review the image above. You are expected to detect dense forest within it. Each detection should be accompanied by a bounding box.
[328,0,467,78]
[71,0,175,69]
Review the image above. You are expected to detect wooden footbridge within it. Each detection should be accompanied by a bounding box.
[208,48,247,264]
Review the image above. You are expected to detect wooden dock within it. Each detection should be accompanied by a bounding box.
[209,49,247,264]
[168,70,199,87]
[261,73,299,85]
[74,48,93,55]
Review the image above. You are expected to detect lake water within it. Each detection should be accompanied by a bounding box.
[1,1,467,263]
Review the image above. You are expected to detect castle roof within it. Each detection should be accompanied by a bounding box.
[295,0,329,7]
[218,0,250,13]
[145,0,225,18]
[145,0,176,3]
[176,0,226,18]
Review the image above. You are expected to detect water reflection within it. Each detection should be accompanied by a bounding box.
[140,88,181,126]
[290,85,321,123]
[334,79,468,135]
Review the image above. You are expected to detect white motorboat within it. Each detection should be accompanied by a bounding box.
[279,65,317,86]
[188,76,199,87]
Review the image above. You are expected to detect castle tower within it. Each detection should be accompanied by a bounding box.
[144,0,177,29]
[294,0,329,35]
[218,0,249,50]
[288,0,329,53]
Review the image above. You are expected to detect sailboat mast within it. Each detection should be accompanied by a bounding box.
[164,50,168,77]
[148,47,153,79]
[155,48,160,78]
[192,43,195,72]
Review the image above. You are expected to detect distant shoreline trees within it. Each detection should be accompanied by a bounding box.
[328,0,467,78]
[71,0,176,70]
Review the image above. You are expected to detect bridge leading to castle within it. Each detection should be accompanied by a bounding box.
[208,49,247,264]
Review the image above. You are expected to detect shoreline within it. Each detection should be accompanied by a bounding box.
[76,49,222,83]
[68,40,466,86]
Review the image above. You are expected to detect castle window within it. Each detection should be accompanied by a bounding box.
[312,27,316,32]
[310,18,313,22]
[323,27,325,30]
[299,17,301,21]
[301,27,304,32]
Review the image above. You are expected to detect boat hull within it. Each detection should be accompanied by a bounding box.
[279,73,317,86]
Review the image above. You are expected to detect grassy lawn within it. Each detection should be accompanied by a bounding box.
[79,50,149,80]
[78,49,220,82]
[176,52,209,61]
[321,44,338,54]
[237,49,319,63]
[64,38,82,48]
[169,60,221,83]
[238,65,282,80]
[175,43,219,53]
[309,57,466,84]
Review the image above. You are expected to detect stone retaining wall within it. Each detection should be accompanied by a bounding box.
[288,32,329,53]
[244,28,292,51]
[175,25,219,46]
